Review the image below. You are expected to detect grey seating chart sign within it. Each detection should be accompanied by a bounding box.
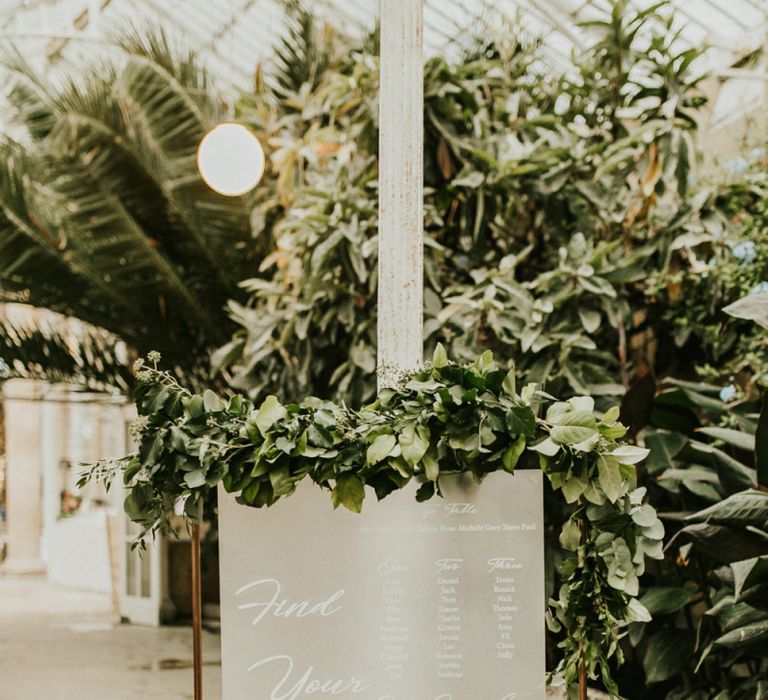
[218,470,545,700]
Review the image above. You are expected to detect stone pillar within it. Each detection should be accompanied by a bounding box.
[39,387,68,564]
[2,379,45,573]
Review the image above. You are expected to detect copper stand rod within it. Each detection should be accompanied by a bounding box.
[191,523,203,700]
[578,516,587,700]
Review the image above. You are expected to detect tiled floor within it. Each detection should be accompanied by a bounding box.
[0,574,222,699]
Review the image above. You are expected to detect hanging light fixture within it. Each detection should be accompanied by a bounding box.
[196,122,265,196]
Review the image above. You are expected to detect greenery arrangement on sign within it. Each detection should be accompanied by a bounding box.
[85,346,663,695]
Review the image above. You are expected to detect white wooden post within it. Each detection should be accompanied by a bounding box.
[377,0,424,388]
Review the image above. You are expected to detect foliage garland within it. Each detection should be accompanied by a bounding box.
[86,346,663,695]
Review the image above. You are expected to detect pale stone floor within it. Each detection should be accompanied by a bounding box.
[0,574,222,700]
[0,574,605,699]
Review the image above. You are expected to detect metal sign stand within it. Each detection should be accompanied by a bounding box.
[192,523,203,700]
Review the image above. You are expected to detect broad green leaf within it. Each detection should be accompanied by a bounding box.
[185,395,205,418]
[399,424,429,466]
[568,396,595,413]
[583,480,607,505]
[367,434,398,465]
[610,445,650,465]
[254,396,287,437]
[643,629,693,683]
[572,433,600,452]
[722,293,768,329]
[473,350,495,372]
[627,598,652,623]
[707,595,768,631]
[730,557,768,600]
[448,431,478,451]
[561,475,587,503]
[502,367,516,397]
[203,389,224,412]
[550,410,598,445]
[244,418,263,445]
[502,435,526,473]
[433,343,448,369]
[184,469,205,488]
[520,383,537,404]
[686,490,768,526]
[452,169,485,188]
[241,480,261,504]
[714,619,768,649]
[422,447,440,482]
[670,522,768,563]
[697,443,757,493]
[505,405,536,437]
[388,456,412,478]
[640,587,695,616]
[269,464,293,496]
[603,406,620,424]
[124,484,154,524]
[559,518,582,550]
[532,437,559,456]
[332,473,365,513]
[644,430,688,475]
[632,504,658,527]
[416,481,435,502]
[697,427,755,452]
[598,454,623,502]
[140,430,164,465]
[545,401,570,424]
[683,479,721,502]
[660,467,719,484]
[578,308,601,334]
[184,494,203,521]
[275,436,295,454]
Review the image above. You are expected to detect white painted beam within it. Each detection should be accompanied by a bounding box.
[377,0,424,388]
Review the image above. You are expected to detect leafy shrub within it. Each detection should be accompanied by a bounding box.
[219,1,709,409]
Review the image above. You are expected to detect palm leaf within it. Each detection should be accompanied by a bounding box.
[0,32,270,387]
[4,33,256,304]
[113,29,257,286]
[0,313,131,393]
[272,0,334,97]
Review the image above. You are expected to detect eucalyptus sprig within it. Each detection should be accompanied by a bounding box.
[82,346,663,697]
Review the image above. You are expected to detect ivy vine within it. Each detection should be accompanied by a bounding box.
[83,346,663,695]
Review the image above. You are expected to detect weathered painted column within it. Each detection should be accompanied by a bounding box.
[377,0,424,386]
[2,379,45,573]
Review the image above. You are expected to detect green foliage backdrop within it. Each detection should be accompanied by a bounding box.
[3,0,767,697]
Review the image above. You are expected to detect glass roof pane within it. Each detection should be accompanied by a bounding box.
[0,0,765,131]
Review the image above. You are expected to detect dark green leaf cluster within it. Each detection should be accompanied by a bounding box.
[628,378,768,697]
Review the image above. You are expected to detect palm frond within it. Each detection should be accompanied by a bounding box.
[0,30,266,383]
[0,313,131,393]
[113,28,258,286]
[5,33,256,301]
[0,45,56,139]
[272,0,334,97]
[0,139,131,323]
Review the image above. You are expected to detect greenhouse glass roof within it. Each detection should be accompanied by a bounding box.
[0,0,766,129]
